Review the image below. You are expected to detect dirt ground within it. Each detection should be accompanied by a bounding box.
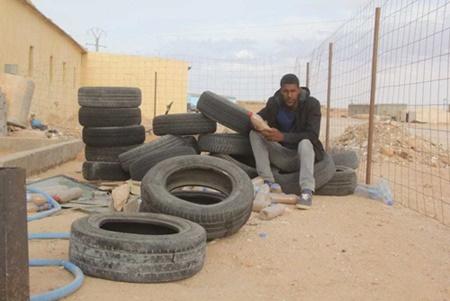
[27,159,450,301]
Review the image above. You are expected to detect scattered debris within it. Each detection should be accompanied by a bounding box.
[111,184,130,211]
[333,120,450,167]
[259,204,286,220]
[258,232,268,239]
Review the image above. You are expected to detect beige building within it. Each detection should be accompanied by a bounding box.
[0,0,188,128]
[82,53,188,124]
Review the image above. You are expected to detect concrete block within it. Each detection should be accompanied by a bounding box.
[0,139,83,176]
[0,73,35,128]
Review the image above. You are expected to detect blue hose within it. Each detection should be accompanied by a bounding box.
[28,232,71,240]
[27,187,84,300]
[29,259,84,301]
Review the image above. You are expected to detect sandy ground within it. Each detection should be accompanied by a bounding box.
[27,160,450,301]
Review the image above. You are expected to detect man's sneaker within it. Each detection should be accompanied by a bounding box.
[296,189,313,210]
[264,181,283,193]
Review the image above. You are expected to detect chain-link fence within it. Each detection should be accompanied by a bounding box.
[307,0,450,225]
[2,0,449,226]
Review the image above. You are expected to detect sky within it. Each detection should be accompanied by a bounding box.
[32,0,367,60]
[31,0,373,100]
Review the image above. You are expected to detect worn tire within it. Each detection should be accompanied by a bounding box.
[316,166,357,196]
[273,153,336,194]
[130,146,198,181]
[211,154,258,178]
[153,113,216,136]
[198,133,252,156]
[82,125,145,147]
[119,135,187,172]
[69,213,206,283]
[85,145,140,162]
[230,154,256,167]
[82,161,130,181]
[180,136,200,154]
[141,155,254,240]
[172,190,228,205]
[79,107,141,127]
[78,87,141,108]
[330,150,360,169]
[197,91,251,135]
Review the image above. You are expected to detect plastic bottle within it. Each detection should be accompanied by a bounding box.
[247,111,271,131]
[354,178,394,206]
[259,204,286,220]
[270,193,298,205]
[252,184,271,212]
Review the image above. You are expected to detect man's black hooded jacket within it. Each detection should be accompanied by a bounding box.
[257,87,325,162]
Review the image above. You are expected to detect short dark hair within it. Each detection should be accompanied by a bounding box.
[280,74,299,87]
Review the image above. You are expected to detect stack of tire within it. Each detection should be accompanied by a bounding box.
[316,149,359,196]
[118,111,217,181]
[78,87,146,181]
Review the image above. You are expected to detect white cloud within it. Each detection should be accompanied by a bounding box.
[234,49,255,60]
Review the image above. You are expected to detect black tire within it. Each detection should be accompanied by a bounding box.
[79,107,141,127]
[119,135,186,172]
[85,145,140,162]
[316,166,357,196]
[130,146,198,181]
[82,161,130,181]
[198,133,252,156]
[273,153,336,194]
[69,213,206,283]
[172,190,228,204]
[140,155,254,240]
[197,91,251,135]
[78,87,141,108]
[330,150,360,169]
[82,125,145,147]
[153,113,216,136]
[230,154,256,167]
[180,136,200,154]
[210,154,258,178]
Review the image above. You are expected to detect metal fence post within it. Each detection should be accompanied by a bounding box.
[153,71,158,118]
[0,168,29,301]
[366,7,381,184]
[306,62,310,88]
[325,43,333,151]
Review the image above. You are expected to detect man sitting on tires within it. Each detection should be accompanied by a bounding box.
[249,73,325,209]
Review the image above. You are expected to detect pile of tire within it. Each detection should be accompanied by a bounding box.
[193,91,359,195]
[78,87,146,181]
[69,90,359,285]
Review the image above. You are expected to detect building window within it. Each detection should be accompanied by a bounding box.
[28,46,34,77]
[62,62,66,83]
[49,56,53,82]
[73,67,77,88]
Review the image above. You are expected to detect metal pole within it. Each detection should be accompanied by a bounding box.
[306,62,310,88]
[0,168,29,301]
[366,7,382,184]
[325,43,333,151]
[153,72,158,118]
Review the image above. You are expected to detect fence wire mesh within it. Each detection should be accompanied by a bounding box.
[308,0,450,225]
[2,0,449,226]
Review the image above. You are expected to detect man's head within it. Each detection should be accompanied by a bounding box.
[280,73,301,109]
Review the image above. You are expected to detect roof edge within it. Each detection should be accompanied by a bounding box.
[22,0,87,53]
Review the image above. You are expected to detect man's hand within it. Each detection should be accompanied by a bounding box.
[261,128,284,142]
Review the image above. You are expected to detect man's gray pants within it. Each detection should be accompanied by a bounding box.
[249,130,315,192]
